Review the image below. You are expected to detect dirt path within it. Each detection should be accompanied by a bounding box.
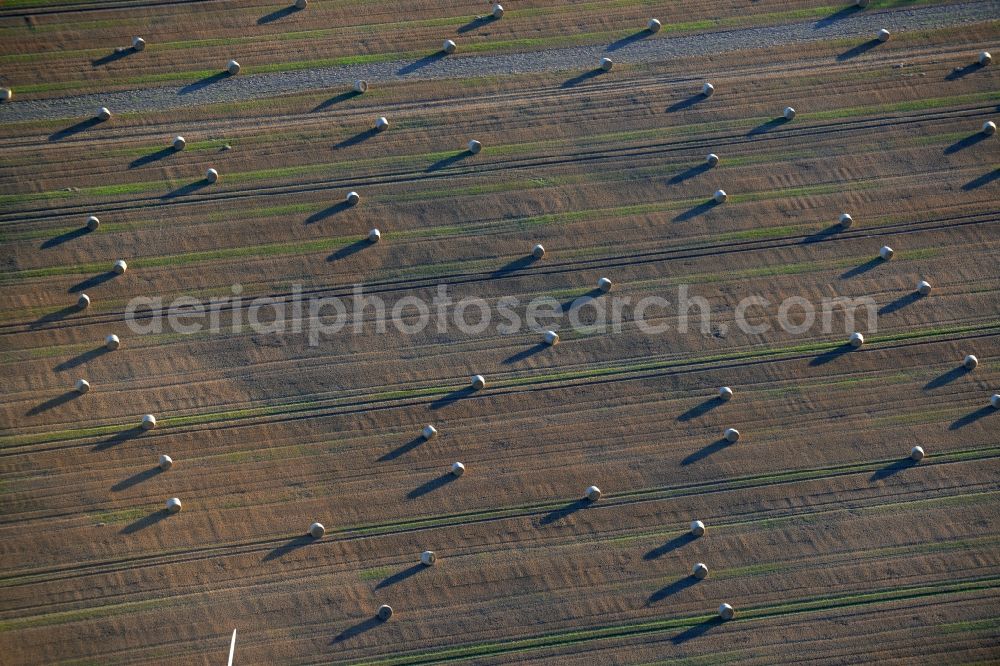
[1,1,996,121]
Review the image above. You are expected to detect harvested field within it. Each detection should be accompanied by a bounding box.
[1,0,998,664]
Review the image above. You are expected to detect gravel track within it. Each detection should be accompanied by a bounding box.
[1,1,997,122]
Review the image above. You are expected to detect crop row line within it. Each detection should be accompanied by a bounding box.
[3,97,994,219]
[0,448,994,591]
[1,320,996,452]
[332,574,1000,665]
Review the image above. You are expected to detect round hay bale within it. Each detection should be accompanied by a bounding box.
[713,189,728,203]
[206,168,219,183]
[166,497,182,513]
[877,28,891,42]
[132,36,146,51]
[584,485,602,501]
[86,215,101,231]
[702,82,714,97]
[532,244,546,259]
[964,354,978,370]
[850,332,865,348]
[598,277,613,292]
[910,445,925,461]
[354,79,368,93]
[856,0,870,7]
[451,461,465,476]
[724,427,740,443]
[420,550,437,566]
[368,228,381,243]
[75,378,91,394]
[600,57,614,71]
[544,330,560,346]
[442,39,457,54]
[982,121,997,136]
[783,106,796,120]
[97,107,112,121]
[159,454,173,470]
[375,116,389,131]
[0,88,11,102]
[879,245,894,260]
[471,374,487,390]
[916,280,932,296]
[141,414,157,430]
[648,18,661,33]
[990,394,999,409]
[492,3,504,19]
[468,139,482,154]
[309,522,325,538]
[227,60,241,75]
[345,190,360,205]
[692,562,709,579]
[839,213,854,228]
[690,520,706,537]
[979,51,992,66]
[77,293,91,309]
[377,604,393,621]
[113,259,128,275]
[719,386,733,401]
[718,603,735,620]
[172,135,186,151]
[422,424,438,440]
[105,334,121,350]
[706,153,719,167]
[296,0,308,8]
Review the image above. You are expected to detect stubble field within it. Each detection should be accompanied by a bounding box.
[0,0,998,664]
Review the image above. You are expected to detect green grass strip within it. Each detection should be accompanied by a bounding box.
[341,575,1000,665]
[1,320,995,448]
[3,0,948,92]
